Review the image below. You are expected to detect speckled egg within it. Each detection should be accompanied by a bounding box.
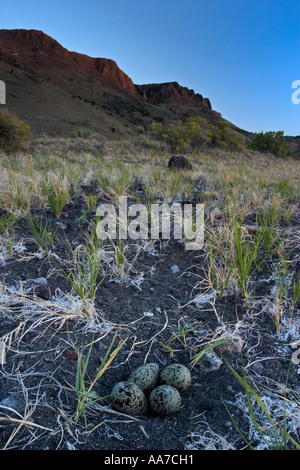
[159,363,191,392]
[128,363,160,395]
[149,385,182,416]
[110,381,148,415]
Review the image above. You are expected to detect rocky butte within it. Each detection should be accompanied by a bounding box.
[0,28,212,105]
[136,81,211,108]
[0,28,221,136]
[0,29,139,96]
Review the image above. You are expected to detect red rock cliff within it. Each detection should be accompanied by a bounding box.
[0,29,139,96]
[136,82,211,108]
[0,29,212,108]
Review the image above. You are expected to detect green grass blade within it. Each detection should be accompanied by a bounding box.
[190,338,227,367]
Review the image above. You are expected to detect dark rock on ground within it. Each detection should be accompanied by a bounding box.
[168,156,192,170]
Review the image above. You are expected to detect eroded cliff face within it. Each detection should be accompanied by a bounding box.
[0,28,222,137]
[70,53,138,95]
[136,82,211,108]
[0,29,139,96]
[0,29,212,107]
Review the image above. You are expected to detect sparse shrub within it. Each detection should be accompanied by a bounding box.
[209,121,245,151]
[152,117,245,152]
[248,131,294,158]
[152,117,212,152]
[0,109,31,152]
[209,121,229,148]
[72,128,91,139]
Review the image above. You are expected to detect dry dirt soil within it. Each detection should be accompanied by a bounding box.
[0,184,299,453]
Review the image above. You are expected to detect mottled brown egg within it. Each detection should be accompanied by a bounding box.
[110,381,148,415]
[149,385,182,416]
[128,363,160,395]
[159,363,191,392]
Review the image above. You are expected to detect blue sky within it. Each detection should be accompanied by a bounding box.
[1,0,299,135]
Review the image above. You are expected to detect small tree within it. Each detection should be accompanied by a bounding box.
[0,109,31,152]
[248,131,293,158]
[152,117,211,152]
[209,121,244,151]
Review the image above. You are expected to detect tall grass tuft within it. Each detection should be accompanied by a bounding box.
[26,213,56,254]
[293,273,300,308]
[232,222,262,301]
[223,359,300,450]
[58,224,105,308]
[258,198,283,257]
[0,212,20,258]
[46,175,70,218]
[74,333,127,423]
